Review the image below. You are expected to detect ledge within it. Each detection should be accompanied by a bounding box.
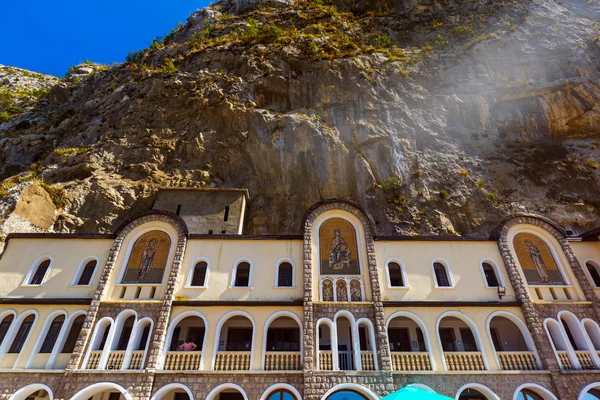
[382,301,521,307]
[0,298,93,305]
[172,300,304,306]
[390,370,552,375]
[154,370,303,375]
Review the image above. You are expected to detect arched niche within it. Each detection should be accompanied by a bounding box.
[311,209,371,302]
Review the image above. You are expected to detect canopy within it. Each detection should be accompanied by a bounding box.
[381,386,453,400]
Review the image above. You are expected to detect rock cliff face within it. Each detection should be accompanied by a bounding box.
[1,0,600,242]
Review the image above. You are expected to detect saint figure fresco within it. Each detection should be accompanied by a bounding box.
[322,279,334,301]
[514,232,565,285]
[336,280,348,302]
[121,230,171,284]
[319,218,360,275]
[350,279,362,302]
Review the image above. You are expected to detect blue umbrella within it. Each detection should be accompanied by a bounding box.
[381,386,453,400]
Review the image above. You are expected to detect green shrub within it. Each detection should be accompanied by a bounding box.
[307,41,320,55]
[0,112,10,124]
[382,176,404,192]
[439,190,449,200]
[476,178,485,188]
[239,18,283,46]
[586,160,599,169]
[372,34,392,48]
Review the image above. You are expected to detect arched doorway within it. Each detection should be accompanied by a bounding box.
[263,314,301,371]
[437,314,486,371]
[386,313,432,371]
[70,383,132,400]
[335,314,357,370]
[579,383,600,400]
[151,384,193,400]
[165,314,206,370]
[9,385,52,400]
[322,385,377,400]
[513,384,558,400]
[488,313,539,370]
[206,384,248,400]
[213,312,254,371]
[458,389,488,400]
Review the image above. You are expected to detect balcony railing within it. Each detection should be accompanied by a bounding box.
[391,351,432,371]
[106,350,126,370]
[498,351,538,371]
[215,351,251,371]
[575,350,595,370]
[338,350,355,370]
[445,352,485,371]
[319,351,333,370]
[265,352,301,371]
[86,350,102,369]
[128,350,145,370]
[557,351,573,370]
[164,351,201,371]
[360,351,375,370]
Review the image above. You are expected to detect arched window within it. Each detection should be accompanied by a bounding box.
[325,390,370,400]
[9,314,35,353]
[62,315,86,353]
[586,262,600,287]
[266,389,298,400]
[191,261,208,287]
[234,262,251,287]
[277,262,293,287]
[116,316,136,350]
[387,262,404,287]
[583,389,600,400]
[433,262,451,287]
[40,315,65,353]
[516,389,544,400]
[0,314,14,346]
[29,260,51,285]
[77,260,97,285]
[482,263,500,287]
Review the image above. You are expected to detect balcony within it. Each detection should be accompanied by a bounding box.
[164,351,201,371]
[360,351,375,371]
[557,351,573,370]
[497,351,538,371]
[445,352,485,371]
[86,350,102,369]
[391,352,432,371]
[575,350,596,369]
[214,351,251,371]
[264,352,301,371]
[128,350,145,370]
[106,350,126,370]
[319,350,333,370]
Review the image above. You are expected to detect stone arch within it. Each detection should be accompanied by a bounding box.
[68,211,189,372]
[578,383,600,400]
[260,384,302,400]
[512,384,558,400]
[321,384,378,400]
[493,213,599,370]
[70,382,133,400]
[302,200,390,371]
[455,383,500,400]
[9,384,53,400]
[206,384,248,400]
[316,318,336,370]
[151,383,194,400]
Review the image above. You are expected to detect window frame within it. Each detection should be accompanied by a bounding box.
[230,258,253,289]
[385,258,409,289]
[71,256,100,287]
[185,257,210,288]
[39,314,66,354]
[431,259,455,289]
[583,259,600,288]
[274,257,296,288]
[479,259,503,289]
[22,256,54,287]
[8,314,36,353]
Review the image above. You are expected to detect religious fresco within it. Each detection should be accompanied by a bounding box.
[336,280,348,301]
[319,218,360,275]
[350,279,362,302]
[322,279,334,301]
[121,230,171,284]
[514,232,565,285]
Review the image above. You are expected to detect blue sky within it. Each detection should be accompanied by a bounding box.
[1,0,211,77]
